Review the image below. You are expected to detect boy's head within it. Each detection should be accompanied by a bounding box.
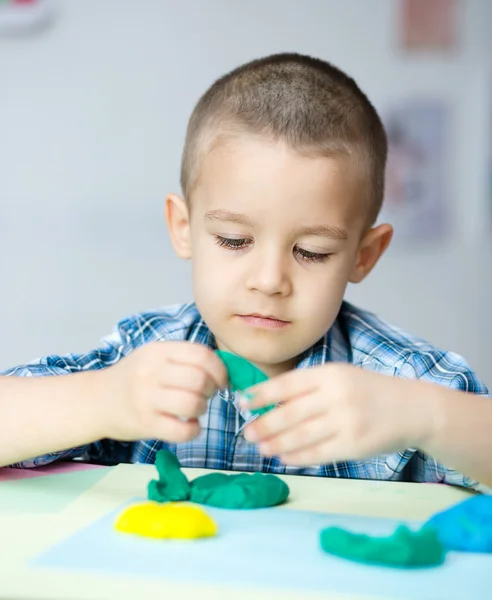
[166,53,392,376]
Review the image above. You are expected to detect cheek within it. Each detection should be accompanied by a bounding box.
[307,277,344,309]
[191,239,236,295]
[298,257,352,311]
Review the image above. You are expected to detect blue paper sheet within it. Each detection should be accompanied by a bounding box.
[34,500,491,599]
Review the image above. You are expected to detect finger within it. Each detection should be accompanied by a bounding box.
[153,389,208,419]
[278,436,350,466]
[244,394,328,443]
[278,431,371,466]
[166,343,228,389]
[280,431,399,464]
[160,363,218,398]
[241,368,321,409]
[150,413,201,444]
[257,414,335,457]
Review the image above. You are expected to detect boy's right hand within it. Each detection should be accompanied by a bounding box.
[98,342,228,443]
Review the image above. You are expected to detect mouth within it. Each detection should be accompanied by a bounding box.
[237,314,291,329]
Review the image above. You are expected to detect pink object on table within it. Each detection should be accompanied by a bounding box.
[0,462,104,482]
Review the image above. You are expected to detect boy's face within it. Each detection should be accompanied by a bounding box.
[167,135,391,377]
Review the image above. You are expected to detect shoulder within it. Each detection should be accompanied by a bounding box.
[339,300,438,364]
[0,303,202,375]
[338,301,488,393]
[115,302,202,348]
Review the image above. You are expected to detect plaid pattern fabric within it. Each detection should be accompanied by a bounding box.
[3,301,489,490]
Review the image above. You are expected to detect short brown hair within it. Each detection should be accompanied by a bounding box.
[180,52,387,224]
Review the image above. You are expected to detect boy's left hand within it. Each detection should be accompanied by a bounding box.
[240,364,433,466]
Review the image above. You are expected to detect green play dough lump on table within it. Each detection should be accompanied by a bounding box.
[190,472,289,509]
[148,450,290,509]
[215,350,275,416]
[320,525,445,568]
[148,449,191,502]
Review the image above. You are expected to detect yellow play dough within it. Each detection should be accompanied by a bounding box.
[115,501,218,539]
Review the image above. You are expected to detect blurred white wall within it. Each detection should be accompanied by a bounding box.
[1,0,491,386]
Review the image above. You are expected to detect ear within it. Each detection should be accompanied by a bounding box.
[165,193,192,259]
[349,223,393,283]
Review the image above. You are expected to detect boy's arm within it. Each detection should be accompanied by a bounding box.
[0,321,227,469]
[0,369,109,467]
[242,352,491,490]
[400,354,492,491]
[0,328,131,468]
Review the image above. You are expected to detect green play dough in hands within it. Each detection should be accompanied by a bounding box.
[147,450,191,502]
[148,450,290,509]
[215,350,275,416]
[190,472,290,509]
[215,350,269,390]
[320,525,445,568]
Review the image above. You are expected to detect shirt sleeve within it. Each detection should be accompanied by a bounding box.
[1,320,136,468]
[399,350,491,492]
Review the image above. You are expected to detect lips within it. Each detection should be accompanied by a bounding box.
[246,313,288,323]
[243,313,289,322]
[236,314,291,329]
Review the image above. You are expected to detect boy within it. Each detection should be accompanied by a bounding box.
[0,53,489,489]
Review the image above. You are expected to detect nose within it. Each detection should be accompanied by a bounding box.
[245,246,292,297]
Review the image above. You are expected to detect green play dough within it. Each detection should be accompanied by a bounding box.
[190,472,290,509]
[215,350,275,416]
[148,450,290,509]
[147,450,191,502]
[320,525,445,568]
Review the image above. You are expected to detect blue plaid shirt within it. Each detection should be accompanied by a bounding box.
[3,301,489,490]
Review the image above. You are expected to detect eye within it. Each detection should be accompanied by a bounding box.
[215,236,252,251]
[295,247,332,263]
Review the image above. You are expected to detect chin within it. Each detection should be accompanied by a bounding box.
[214,319,313,365]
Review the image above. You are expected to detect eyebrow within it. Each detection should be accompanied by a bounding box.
[293,224,348,241]
[204,209,256,227]
[204,209,348,241]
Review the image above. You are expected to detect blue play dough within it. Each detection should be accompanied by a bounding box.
[426,495,492,553]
